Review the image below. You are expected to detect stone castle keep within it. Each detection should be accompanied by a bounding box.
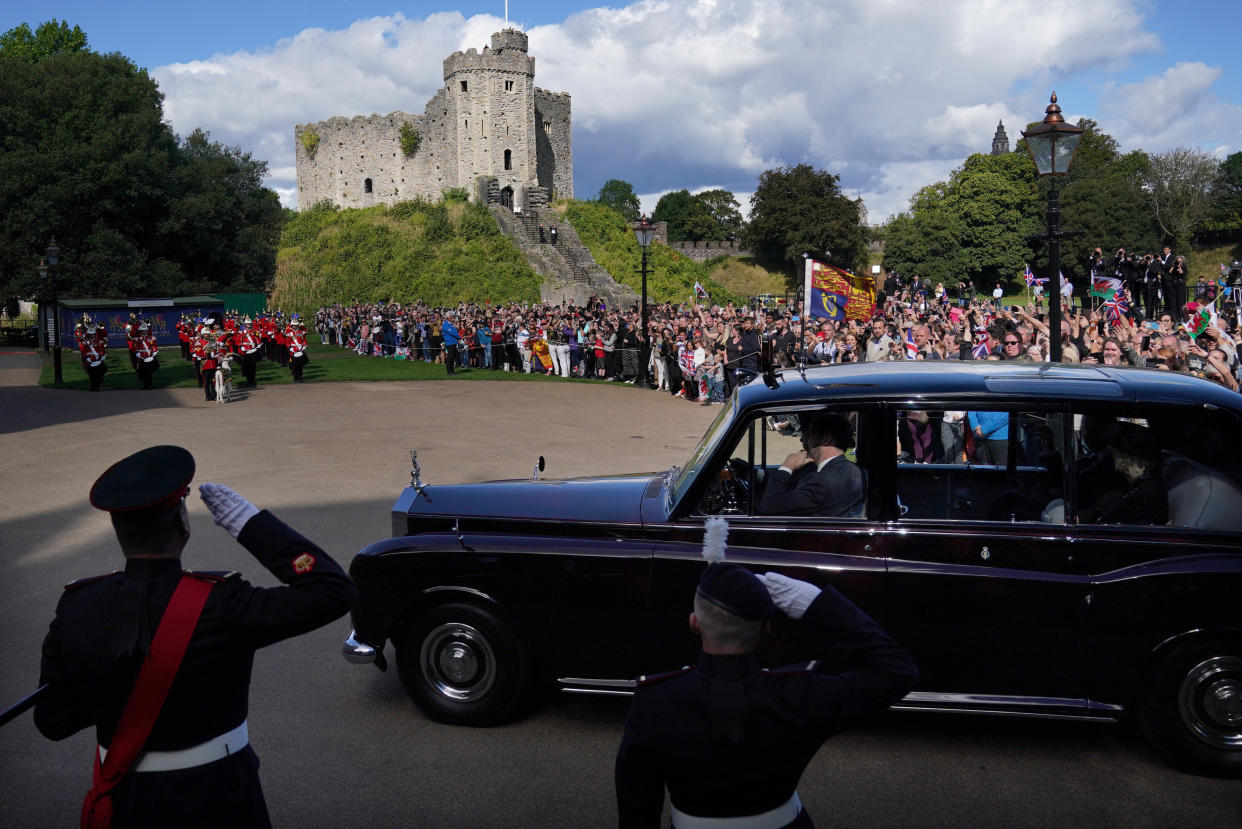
[294,29,571,210]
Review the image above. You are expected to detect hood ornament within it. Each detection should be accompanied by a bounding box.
[410,450,431,501]
[532,455,545,480]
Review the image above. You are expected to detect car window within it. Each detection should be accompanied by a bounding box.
[895,409,1068,523]
[696,408,868,519]
[1071,407,1242,531]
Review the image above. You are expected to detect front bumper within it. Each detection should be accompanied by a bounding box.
[342,630,387,670]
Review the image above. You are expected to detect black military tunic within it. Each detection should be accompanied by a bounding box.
[34,510,357,828]
[615,586,918,828]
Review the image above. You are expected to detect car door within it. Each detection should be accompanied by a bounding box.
[880,402,1095,716]
[644,403,888,673]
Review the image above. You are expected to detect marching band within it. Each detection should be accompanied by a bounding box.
[69,309,312,397]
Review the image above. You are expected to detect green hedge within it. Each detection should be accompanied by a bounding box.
[272,199,541,313]
[563,201,743,305]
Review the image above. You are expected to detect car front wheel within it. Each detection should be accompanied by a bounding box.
[394,601,533,726]
[1138,640,1242,777]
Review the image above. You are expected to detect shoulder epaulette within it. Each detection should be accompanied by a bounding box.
[760,659,819,676]
[636,665,694,687]
[183,569,241,583]
[63,572,121,590]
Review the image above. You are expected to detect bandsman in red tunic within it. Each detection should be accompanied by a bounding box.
[81,323,109,392]
[133,323,160,390]
[124,313,141,371]
[233,317,262,388]
[176,315,192,360]
[286,318,309,383]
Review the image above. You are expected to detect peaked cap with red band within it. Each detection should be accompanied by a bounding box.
[90,445,195,519]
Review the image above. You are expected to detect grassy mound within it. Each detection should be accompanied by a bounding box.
[558,201,743,305]
[705,257,791,299]
[271,198,541,313]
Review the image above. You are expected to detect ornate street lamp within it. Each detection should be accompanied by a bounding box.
[42,237,63,384]
[1022,93,1084,362]
[633,215,655,387]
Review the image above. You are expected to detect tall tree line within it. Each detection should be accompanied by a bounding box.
[0,20,283,308]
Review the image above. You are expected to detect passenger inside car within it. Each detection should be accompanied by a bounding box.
[757,411,865,517]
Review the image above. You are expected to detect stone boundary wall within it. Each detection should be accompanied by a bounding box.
[669,240,752,262]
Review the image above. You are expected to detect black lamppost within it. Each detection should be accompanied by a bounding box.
[41,237,63,384]
[1022,93,1084,362]
[633,215,656,387]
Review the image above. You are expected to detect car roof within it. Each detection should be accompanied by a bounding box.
[737,361,1242,412]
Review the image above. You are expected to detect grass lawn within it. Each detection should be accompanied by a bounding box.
[37,344,615,390]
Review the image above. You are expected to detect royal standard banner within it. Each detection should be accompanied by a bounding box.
[804,259,875,322]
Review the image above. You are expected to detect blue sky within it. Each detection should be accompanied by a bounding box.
[5,1,1240,221]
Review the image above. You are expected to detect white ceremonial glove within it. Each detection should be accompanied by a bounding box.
[199,482,261,539]
[760,572,822,620]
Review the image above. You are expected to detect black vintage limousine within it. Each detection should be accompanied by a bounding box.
[344,361,1242,776]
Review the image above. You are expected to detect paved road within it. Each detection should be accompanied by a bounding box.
[0,348,1237,827]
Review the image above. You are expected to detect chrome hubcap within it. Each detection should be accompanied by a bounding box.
[420,622,495,702]
[1179,656,1242,750]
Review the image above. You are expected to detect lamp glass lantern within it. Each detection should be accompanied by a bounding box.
[1020,92,1084,177]
[633,218,655,249]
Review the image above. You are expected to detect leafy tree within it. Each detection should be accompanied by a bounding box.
[0,20,88,62]
[693,189,744,240]
[653,189,711,242]
[1136,147,1221,249]
[0,23,285,305]
[1205,151,1242,236]
[594,178,641,222]
[745,164,867,275]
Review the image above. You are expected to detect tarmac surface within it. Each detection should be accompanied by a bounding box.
[0,346,1238,827]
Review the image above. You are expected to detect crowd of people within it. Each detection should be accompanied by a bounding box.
[312,246,1242,399]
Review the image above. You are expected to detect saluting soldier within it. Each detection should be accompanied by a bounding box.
[132,322,160,390]
[616,559,917,828]
[33,445,357,829]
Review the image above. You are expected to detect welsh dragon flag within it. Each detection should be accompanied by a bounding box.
[1090,276,1123,299]
[1187,307,1213,338]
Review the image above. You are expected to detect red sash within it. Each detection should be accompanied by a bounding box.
[80,575,214,829]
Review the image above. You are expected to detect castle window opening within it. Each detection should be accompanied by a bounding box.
[505,80,514,92]
[460,80,468,92]
[364,178,373,194]
[504,149,512,170]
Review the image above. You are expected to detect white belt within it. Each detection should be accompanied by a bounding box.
[142,356,155,363]
[99,720,248,773]
[671,793,802,829]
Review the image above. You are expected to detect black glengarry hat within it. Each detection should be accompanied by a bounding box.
[90,445,195,519]
[697,563,774,621]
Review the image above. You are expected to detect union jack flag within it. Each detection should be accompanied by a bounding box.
[971,333,991,360]
[904,328,919,359]
[1102,293,1130,323]
[1023,265,1048,288]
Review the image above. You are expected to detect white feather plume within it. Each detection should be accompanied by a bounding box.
[701,516,730,563]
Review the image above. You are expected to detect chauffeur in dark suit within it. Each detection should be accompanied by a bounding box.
[34,446,356,829]
[615,563,918,828]
[758,411,865,517]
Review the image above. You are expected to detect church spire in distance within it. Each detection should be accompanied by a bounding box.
[991,120,1010,155]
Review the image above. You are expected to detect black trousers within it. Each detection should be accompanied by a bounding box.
[241,354,257,385]
[202,368,216,400]
[86,362,107,392]
[110,745,270,829]
[136,358,159,389]
[1165,278,1187,321]
[445,344,458,374]
[290,354,308,382]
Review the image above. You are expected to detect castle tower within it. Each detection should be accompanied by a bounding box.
[294,29,571,210]
[443,29,538,204]
[991,120,1010,155]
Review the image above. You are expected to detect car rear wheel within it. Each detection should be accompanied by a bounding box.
[394,601,533,726]
[1138,640,1242,777]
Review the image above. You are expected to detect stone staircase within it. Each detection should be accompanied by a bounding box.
[489,204,638,308]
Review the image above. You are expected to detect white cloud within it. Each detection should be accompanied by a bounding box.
[1098,62,1242,154]
[149,0,1222,219]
